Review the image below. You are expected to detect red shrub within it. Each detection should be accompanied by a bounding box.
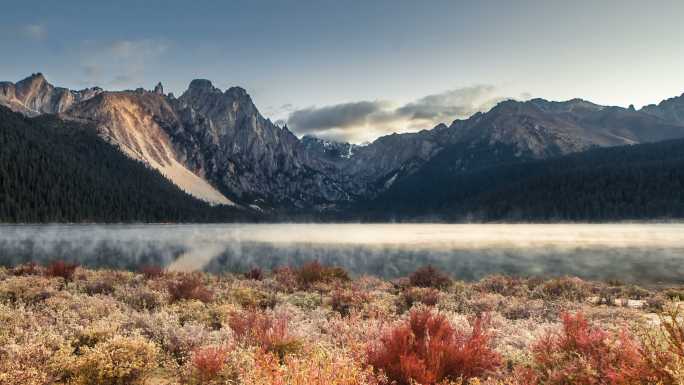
[523,312,654,385]
[244,267,264,281]
[45,260,79,281]
[296,261,350,289]
[190,346,229,382]
[167,273,213,303]
[139,265,165,279]
[367,308,500,384]
[408,265,451,290]
[228,310,301,360]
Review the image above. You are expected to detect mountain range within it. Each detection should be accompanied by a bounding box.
[2,73,684,221]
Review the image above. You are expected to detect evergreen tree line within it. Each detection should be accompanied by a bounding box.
[0,106,254,223]
[363,139,684,221]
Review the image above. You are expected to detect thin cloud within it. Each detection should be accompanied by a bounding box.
[286,85,523,143]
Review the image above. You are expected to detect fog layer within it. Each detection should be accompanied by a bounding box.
[1,224,683,284]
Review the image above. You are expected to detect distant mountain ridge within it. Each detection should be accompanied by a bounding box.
[3,73,684,217]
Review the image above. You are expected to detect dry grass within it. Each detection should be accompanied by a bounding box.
[0,262,682,385]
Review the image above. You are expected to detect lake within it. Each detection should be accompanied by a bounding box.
[1,223,683,284]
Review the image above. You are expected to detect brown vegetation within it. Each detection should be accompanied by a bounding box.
[0,261,682,385]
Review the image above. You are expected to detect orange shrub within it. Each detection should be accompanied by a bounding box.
[167,273,213,303]
[522,312,654,385]
[408,266,451,290]
[367,308,500,384]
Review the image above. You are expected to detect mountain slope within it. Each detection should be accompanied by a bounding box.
[4,73,684,216]
[0,73,102,116]
[65,90,233,205]
[365,138,684,221]
[0,106,248,222]
[641,93,684,125]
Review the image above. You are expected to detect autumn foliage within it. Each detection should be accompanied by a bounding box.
[522,312,655,385]
[228,310,302,360]
[166,273,213,303]
[408,265,451,289]
[296,261,350,289]
[367,308,500,384]
[45,260,78,281]
[189,346,229,382]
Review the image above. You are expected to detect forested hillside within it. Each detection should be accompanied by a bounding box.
[0,106,251,222]
[365,139,684,221]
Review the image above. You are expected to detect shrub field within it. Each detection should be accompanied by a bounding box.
[0,261,683,384]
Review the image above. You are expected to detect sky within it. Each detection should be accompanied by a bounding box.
[2,0,684,143]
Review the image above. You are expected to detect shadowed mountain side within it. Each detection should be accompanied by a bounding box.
[362,138,684,221]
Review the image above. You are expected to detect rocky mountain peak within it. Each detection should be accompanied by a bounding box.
[154,82,164,95]
[225,86,248,98]
[187,79,218,93]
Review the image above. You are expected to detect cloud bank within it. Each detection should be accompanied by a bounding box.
[285,85,523,143]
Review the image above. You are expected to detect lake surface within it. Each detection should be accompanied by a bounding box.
[1,223,684,284]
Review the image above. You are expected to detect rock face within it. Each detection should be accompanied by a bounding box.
[0,73,102,116]
[167,79,352,207]
[641,93,684,125]
[3,73,684,210]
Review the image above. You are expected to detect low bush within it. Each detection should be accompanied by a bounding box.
[167,273,213,303]
[330,288,370,316]
[118,285,162,311]
[231,287,278,310]
[296,261,350,289]
[69,335,158,385]
[367,308,500,384]
[185,345,231,384]
[665,288,684,301]
[272,266,299,292]
[476,275,527,297]
[397,287,442,313]
[0,276,57,304]
[45,260,79,282]
[10,262,42,276]
[533,276,590,301]
[139,265,165,279]
[639,305,684,384]
[84,280,116,296]
[244,267,264,280]
[522,312,654,384]
[408,265,451,290]
[228,309,302,361]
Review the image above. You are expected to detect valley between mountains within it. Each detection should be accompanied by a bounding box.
[2,73,684,222]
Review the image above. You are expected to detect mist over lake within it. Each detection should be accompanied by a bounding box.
[1,223,683,285]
